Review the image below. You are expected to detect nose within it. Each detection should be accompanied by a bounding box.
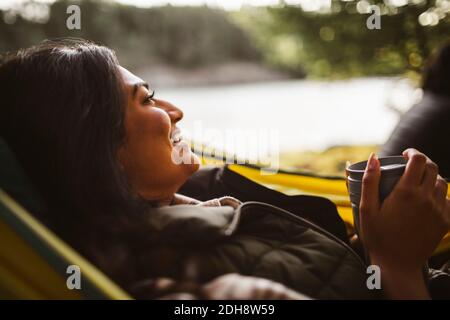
[155,99,183,124]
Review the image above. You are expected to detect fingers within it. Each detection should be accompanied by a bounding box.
[422,159,439,193]
[202,274,237,300]
[360,153,381,216]
[434,177,449,226]
[402,149,441,197]
[400,148,427,187]
[433,176,448,205]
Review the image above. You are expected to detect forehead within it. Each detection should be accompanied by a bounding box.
[119,66,144,86]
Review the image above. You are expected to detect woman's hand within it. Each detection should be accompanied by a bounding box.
[359,149,450,299]
[134,275,309,300]
[202,273,310,300]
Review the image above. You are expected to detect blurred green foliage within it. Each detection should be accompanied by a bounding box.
[1,0,449,79]
[0,0,260,69]
[233,0,450,79]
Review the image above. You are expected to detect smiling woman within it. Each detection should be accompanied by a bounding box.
[117,66,199,205]
[0,38,449,300]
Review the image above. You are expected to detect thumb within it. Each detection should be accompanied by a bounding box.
[360,153,381,217]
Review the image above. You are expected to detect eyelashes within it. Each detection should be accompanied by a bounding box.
[143,90,155,104]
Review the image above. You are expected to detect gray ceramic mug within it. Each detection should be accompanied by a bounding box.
[346,156,407,238]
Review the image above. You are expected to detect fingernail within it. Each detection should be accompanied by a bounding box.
[367,153,378,170]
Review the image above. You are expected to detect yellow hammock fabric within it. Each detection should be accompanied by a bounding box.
[225,163,450,255]
[0,189,131,300]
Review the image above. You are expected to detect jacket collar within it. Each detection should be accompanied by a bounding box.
[146,204,237,245]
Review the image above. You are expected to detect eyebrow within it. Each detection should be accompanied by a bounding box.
[132,82,149,99]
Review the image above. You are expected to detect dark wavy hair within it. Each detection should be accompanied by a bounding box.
[0,39,150,250]
[422,40,450,97]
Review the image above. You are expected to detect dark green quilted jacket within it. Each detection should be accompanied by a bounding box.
[132,200,374,299]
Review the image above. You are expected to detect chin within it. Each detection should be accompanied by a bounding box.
[173,158,199,193]
[172,143,200,170]
[186,153,201,173]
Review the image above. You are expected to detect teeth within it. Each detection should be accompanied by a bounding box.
[170,135,182,144]
[170,128,183,144]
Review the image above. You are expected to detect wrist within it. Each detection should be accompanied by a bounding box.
[370,256,429,299]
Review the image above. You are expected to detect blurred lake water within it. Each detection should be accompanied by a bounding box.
[157,77,418,159]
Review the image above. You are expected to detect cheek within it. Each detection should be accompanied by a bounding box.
[120,109,172,187]
[131,108,171,139]
[120,108,172,176]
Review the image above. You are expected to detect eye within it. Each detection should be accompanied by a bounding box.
[143,90,155,104]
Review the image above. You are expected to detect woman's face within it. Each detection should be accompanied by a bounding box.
[118,66,200,205]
